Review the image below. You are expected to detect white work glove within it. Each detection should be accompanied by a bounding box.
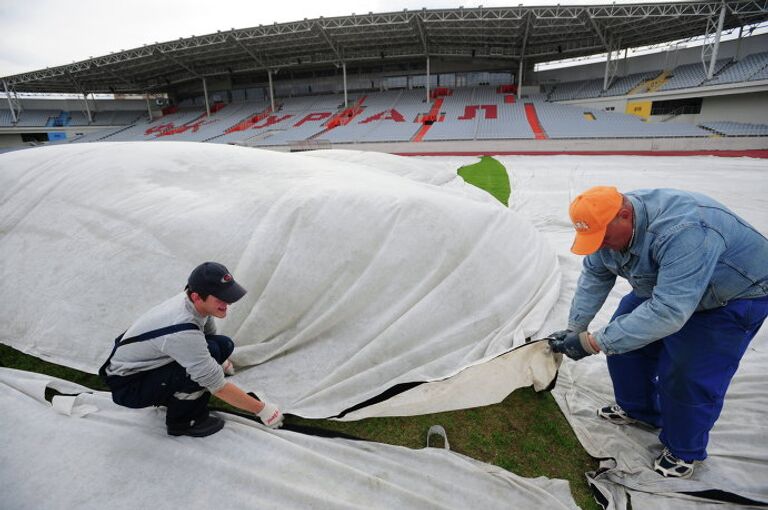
[221,359,236,376]
[256,401,284,429]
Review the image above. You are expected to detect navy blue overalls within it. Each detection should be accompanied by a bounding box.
[99,324,234,429]
[607,291,768,461]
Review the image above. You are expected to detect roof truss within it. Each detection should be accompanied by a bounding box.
[3,1,767,93]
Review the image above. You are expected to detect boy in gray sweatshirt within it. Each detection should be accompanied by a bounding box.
[101,262,283,437]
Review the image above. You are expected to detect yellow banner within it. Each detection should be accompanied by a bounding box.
[626,101,651,118]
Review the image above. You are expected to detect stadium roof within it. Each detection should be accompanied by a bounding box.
[3,1,768,94]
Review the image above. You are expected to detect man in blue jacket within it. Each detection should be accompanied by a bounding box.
[549,186,768,478]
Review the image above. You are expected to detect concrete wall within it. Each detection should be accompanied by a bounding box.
[565,98,628,112]
[0,133,24,147]
[263,137,768,154]
[698,91,768,124]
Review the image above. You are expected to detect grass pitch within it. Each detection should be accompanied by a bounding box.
[457,155,511,206]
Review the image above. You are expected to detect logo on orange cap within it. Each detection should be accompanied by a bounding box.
[569,186,622,255]
[573,220,589,232]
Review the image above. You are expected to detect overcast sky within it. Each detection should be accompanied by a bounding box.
[1,0,683,77]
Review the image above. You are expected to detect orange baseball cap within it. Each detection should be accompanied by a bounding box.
[569,186,622,255]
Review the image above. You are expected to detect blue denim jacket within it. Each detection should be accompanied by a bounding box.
[568,188,768,355]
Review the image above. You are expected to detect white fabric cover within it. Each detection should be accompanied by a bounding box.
[0,368,580,510]
[3,148,766,508]
[0,142,559,418]
[483,154,768,509]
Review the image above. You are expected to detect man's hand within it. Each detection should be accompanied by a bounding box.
[256,401,284,429]
[548,331,599,361]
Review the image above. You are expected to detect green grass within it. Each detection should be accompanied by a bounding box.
[0,343,107,391]
[0,158,601,509]
[457,155,511,206]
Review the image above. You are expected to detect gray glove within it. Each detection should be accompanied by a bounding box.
[549,331,599,361]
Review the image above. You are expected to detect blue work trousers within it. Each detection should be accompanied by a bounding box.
[607,292,768,461]
[107,335,234,428]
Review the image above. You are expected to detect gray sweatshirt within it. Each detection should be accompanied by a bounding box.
[105,292,226,393]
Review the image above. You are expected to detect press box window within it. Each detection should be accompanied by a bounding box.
[651,98,702,116]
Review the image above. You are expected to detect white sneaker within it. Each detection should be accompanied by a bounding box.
[222,359,235,376]
[597,404,636,425]
[654,448,695,478]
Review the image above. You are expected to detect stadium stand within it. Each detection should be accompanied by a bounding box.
[9,42,767,147]
[158,101,269,142]
[69,126,136,144]
[538,84,556,99]
[524,103,548,140]
[358,89,428,143]
[534,102,708,138]
[419,86,533,142]
[51,85,740,146]
[751,65,768,81]
[318,90,426,144]
[543,49,767,100]
[209,103,283,145]
[603,71,659,96]
[66,111,90,126]
[14,110,59,127]
[91,110,145,125]
[475,101,534,140]
[218,94,361,146]
[658,60,730,91]
[247,94,348,146]
[547,72,661,100]
[422,87,477,141]
[548,79,599,101]
[700,121,768,136]
[525,93,549,103]
[99,107,210,142]
[0,109,15,126]
[573,78,606,100]
[706,51,768,85]
[0,108,145,128]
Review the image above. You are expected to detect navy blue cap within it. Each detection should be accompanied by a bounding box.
[187,262,247,304]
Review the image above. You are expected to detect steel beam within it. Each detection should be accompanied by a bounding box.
[3,80,18,123]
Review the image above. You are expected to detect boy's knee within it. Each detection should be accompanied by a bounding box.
[220,336,235,358]
[205,334,235,360]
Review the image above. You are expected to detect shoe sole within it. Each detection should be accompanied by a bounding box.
[654,466,694,479]
[168,419,225,437]
[596,409,636,425]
